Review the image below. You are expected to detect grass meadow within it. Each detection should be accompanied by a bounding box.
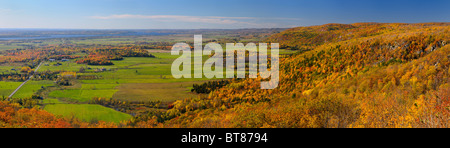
[13,80,54,98]
[0,81,22,97]
[44,104,132,123]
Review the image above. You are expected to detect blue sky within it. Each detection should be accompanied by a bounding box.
[0,0,449,29]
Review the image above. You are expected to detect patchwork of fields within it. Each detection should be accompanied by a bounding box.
[0,29,295,123]
[6,50,217,123]
[36,52,192,122]
[0,48,295,123]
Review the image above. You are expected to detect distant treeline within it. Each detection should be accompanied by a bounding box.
[76,47,155,65]
[88,97,162,116]
[191,80,231,94]
[0,71,59,81]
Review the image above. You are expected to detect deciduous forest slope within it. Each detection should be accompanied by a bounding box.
[165,23,450,128]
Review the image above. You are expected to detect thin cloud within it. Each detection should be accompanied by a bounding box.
[90,14,246,24]
[0,8,11,13]
[92,14,298,23]
[89,14,302,28]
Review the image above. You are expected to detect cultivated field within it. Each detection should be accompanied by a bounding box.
[40,52,215,121]
[0,29,290,123]
[44,104,132,123]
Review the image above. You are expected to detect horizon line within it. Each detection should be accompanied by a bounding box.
[0,22,448,30]
[0,27,292,30]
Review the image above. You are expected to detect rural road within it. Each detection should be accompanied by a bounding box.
[8,62,42,98]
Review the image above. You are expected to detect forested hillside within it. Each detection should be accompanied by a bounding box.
[163,23,450,128]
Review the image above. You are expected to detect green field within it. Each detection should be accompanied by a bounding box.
[44,104,132,123]
[13,80,54,98]
[0,81,22,97]
[49,88,118,103]
[113,81,206,102]
[0,44,22,51]
[48,83,119,103]
[38,60,85,72]
[0,65,19,73]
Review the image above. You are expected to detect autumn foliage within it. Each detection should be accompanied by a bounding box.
[1,23,449,128]
[76,47,155,65]
[75,55,114,65]
[160,23,450,128]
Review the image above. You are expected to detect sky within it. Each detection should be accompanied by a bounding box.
[0,0,449,29]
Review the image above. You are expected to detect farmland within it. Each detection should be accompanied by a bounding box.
[39,51,219,122]
[0,28,287,124]
[0,81,22,97]
[0,23,448,128]
[44,104,132,123]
